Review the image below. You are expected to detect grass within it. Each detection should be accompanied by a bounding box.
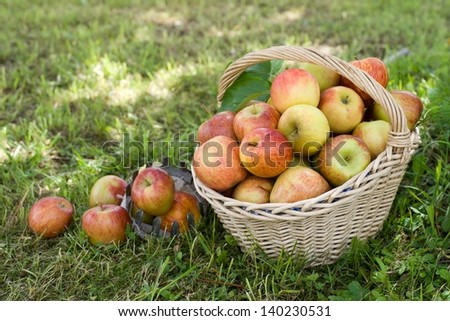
[1,0,449,300]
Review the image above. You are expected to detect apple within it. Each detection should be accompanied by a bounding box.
[82,204,131,245]
[197,111,237,145]
[317,135,371,186]
[89,175,127,208]
[159,191,201,233]
[131,167,175,216]
[193,135,247,191]
[233,102,280,141]
[239,128,293,178]
[352,120,391,160]
[340,57,388,104]
[318,86,365,134]
[277,104,330,156]
[372,89,423,130]
[232,175,274,203]
[270,166,330,203]
[270,68,320,113]
[297,62,341,92]
[28,196,74,238]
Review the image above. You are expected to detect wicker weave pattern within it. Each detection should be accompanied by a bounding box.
[192,46,420,266]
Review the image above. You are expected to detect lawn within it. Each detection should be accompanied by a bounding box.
[1,0,449,300]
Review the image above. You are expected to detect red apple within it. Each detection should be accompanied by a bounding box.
[340,57,388,104]
[89,175,127,208]
[318,86,365,134]
[233,102,280,141]
[193,135,247,191]
[270,166,330,203]
[372,89,423,130]
[240,128,293,178]
[131,167,175,216]
[353,120,391,160]
[232,175,274,203]
[28,196,74,238]
[82,204,131,245]
[270,68,320,113]
[159,191,201,233]
[317,135,371,186]
[197,111,237,145]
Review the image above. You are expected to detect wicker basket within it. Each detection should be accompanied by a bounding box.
[192,46,420,266]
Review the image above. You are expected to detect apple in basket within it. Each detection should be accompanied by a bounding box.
[131,167,175,216]
[353,120,391,160]
[277,104,330,156]
[233,102,280,141]
[316,134,372,186]
[197,111,237,144]
[159,191,201,233]
[232,175,274,204]
[371,89,423,130]
[340,57,388,104]
[82,204,130,245]
[270,68,320,113]
[318,86,365,134]
[297,62,341,92]
[270,166,330,203]
[88,175,127,208]
[193,135,247,192]
[28,196,74,238]
[239,128,293,178]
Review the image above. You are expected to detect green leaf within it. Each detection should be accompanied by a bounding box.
[441,206,450,232]
[219,73,270,112]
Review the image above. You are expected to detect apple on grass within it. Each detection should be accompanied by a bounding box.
[232,175,274,204]
[340,57,388,104]
[372,90,423,130]
[89,175,127,208]
[317,135,372,186]
[353,120,391,160]
[297,62,341,92]
[233,102,280,141]
[270,166,330,203]
[277,104,330,157]
[131,167,175,216]
[270,68,320,114]
[82,204,131,245]
[193,135,247,192]
[239,128,293,178]
[159,191,201,233]
[28,196,74,238]
[197,111,237,145]
[318,86,365,134]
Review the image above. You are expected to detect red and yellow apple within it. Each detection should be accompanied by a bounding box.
[232,175,274,203]
[270,68,320,113]
[372,89,423,130]
[131,167,175,216]
[318,86,365,134]
[353,120,391,160]
[277,104,330,156]
[197,111,237,144]
[159,191,201,233]
[89,175,127,208]
[28,196,74,238]
[239,128,293,178]
[270,166,330,203]
[193,135,247,191]
[317,135,372,186]
[340,57,388,104]
[82,204,131,245]
[233,102,280,141]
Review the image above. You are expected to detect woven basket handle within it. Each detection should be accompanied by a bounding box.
[217,46,412,161]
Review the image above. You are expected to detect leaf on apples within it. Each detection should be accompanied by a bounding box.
[219,60,284,112]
